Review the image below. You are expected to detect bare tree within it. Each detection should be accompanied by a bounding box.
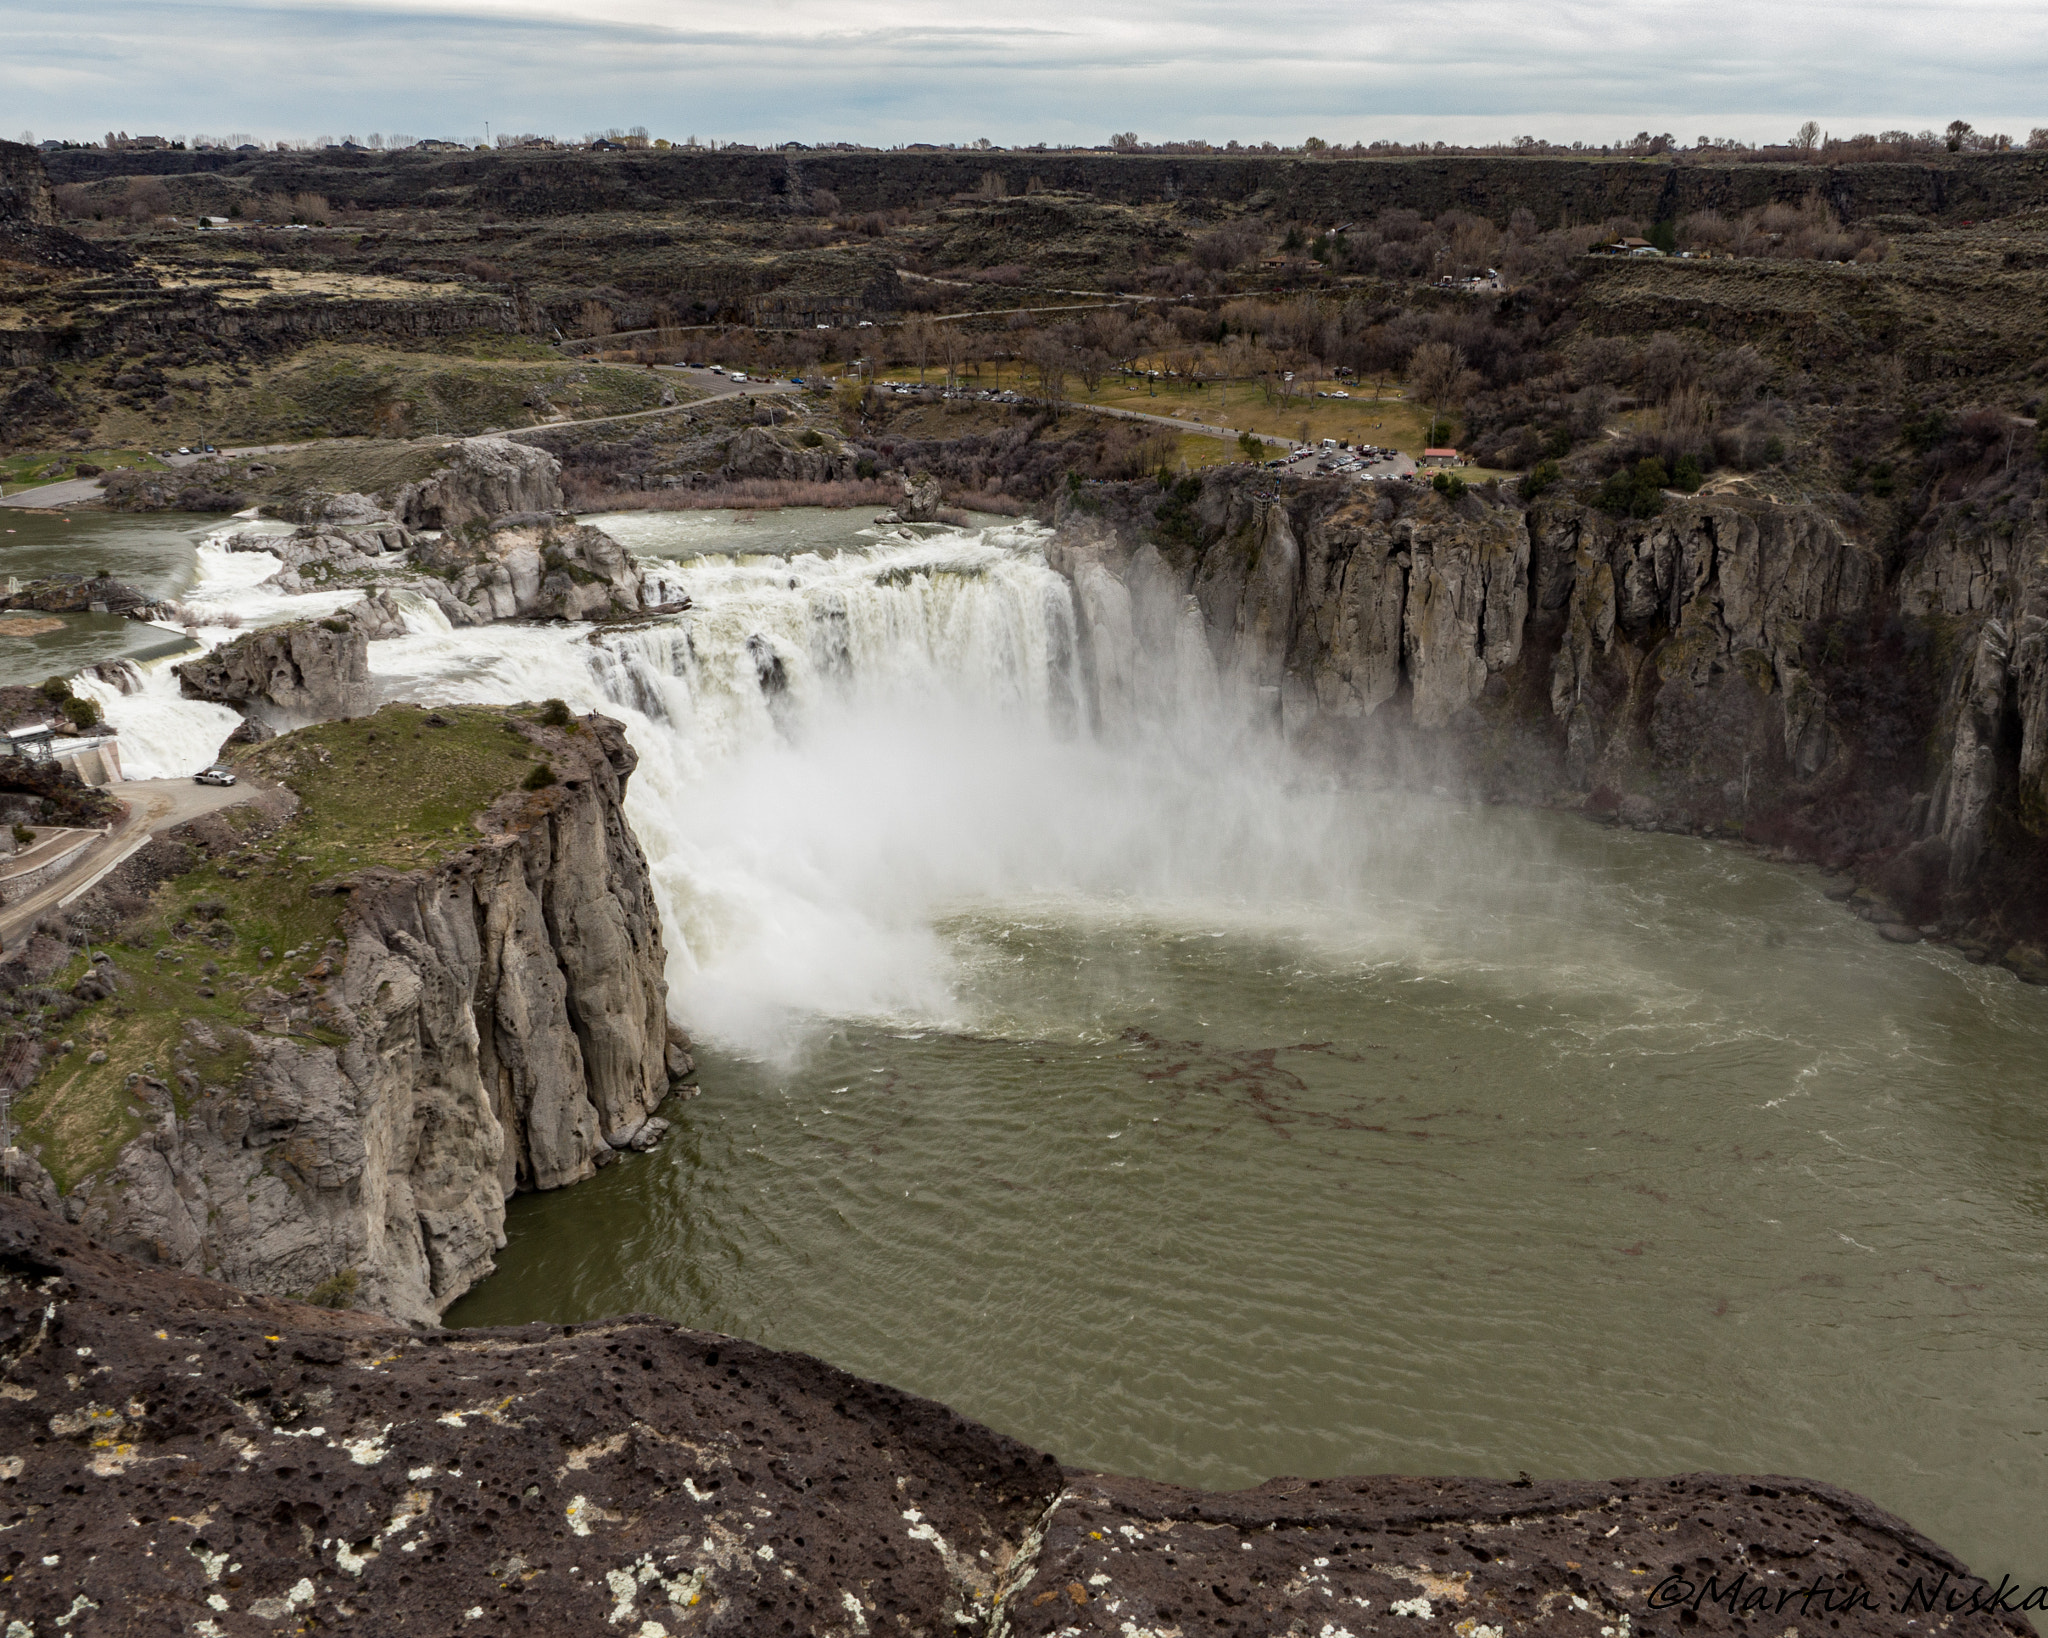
[1792,121,1821,158]
[938,326,967,407]
[1406,341,1480,443]
[902,316,938,383]
[1023,331,1070,417]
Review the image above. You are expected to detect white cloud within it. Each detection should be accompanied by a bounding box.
[3,0,2043,147]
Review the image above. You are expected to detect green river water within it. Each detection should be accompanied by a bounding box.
[449,802,2048,1583]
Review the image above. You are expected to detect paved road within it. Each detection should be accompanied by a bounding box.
[0,777,254,951]
[0,478,105,510]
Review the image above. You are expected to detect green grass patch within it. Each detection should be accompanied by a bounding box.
[71,343,671,450]
[0,448,168,495]
[248,439,451,506]
[13,703,550,1192]
[233,702,552,874]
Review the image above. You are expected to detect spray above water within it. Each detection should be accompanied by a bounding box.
[75,512,1560,1058]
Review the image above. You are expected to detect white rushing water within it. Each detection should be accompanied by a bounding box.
[75,515,1305,1052]
[67,511,1571,1056]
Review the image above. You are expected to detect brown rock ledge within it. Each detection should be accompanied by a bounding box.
[0,1203,2024,1636]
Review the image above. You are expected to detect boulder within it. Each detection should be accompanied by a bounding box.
[175,619,373,723]
[899,469,944,523]
[411,519,643,622]
[396,436,564,530]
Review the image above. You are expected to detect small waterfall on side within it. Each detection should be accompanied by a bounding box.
[74,653,243,779]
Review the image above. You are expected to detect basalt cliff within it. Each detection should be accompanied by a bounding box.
[3,704,688,1325]
[1051,469,2048,972]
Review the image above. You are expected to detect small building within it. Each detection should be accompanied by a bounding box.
[3,724,124,786]
[1421,447,1463,466]
[5,723,55,761]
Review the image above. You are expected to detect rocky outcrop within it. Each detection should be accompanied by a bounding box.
[396,435,565,530]
[898,469,944,522]
[286,488,402,526]
[0,570,154,617]
[0,1199,2023,1637]
[1053,467,2048,961]
[0,139,122,273]
[222,516,415,594]
[412,516,645,621]
[175,618,374,724]
[721,424,858,484]
[0,137,55,228]
[52,708,681,1324]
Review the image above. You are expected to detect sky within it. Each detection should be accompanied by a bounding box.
[5,0,2045,152]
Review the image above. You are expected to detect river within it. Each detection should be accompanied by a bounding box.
[43,506,2048,1583]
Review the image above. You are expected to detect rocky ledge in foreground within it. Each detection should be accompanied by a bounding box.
[3,703,688,1328]
[0,1205,2023,1638]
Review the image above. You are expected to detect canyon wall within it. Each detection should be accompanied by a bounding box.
[1053,473,2048,967]
[42,144,2048,228]
[20,709,684,1325]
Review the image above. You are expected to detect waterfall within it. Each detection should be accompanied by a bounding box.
[63,512,1360,1058]
[74,653,243,779]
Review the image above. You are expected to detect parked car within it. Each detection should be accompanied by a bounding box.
[194,765,236,786]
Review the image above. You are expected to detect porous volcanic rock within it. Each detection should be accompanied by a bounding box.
[0,1203,2023,1638]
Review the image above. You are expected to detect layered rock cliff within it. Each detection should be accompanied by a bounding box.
[7,704,686,1324]
[1053,469,2048,970]
[0,1201,2024,1638]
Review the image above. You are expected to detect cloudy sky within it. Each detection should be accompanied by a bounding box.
[6,0,2045,150]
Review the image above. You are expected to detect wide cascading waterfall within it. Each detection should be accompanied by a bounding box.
[62,514,1473,1055]
[367,521,1129,1052]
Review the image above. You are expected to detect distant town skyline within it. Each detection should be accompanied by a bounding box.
[6,0,2044,154]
